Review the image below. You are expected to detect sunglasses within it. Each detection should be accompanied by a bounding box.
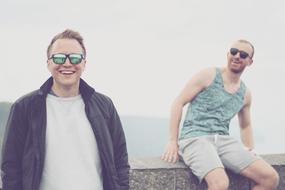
[230,48,250,59]
[49,53,84,65]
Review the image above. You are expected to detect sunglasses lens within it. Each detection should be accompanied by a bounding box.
[239,51,249,59]
[230,48,249,59]
[69,54,83,64]
[230,48,238,56]
[52,54,66,64]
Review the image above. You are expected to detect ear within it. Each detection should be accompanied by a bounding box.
[247,58,253,66]
[227,52,230,58]
[249,58,253,65]
[47,60,52,72]
[82,59,87,71]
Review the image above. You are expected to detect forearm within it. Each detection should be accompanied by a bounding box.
[109,105,130,189]
[240,125,254,149]
[116,155,130,190]
[168,101,183,142]
[113,137,129,189]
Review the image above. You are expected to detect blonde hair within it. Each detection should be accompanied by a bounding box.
[47,29,86,58]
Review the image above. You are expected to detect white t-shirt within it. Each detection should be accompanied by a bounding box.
[39,94,103,190]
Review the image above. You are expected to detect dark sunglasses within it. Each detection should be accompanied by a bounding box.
[49,53,84,65]
[230,48,250,59]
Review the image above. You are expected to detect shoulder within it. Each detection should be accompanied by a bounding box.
[190,67,217,88]
[91,91,117,115]
[80,78,115,109]
[93,91,113,105]
[12,90,41,109]
[7,90,41,126]
[194,67,216,77]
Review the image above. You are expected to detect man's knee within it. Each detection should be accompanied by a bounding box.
[207,179,229,190]
[261,168,279,189]
[205,168,229,190]
[241,159,280,189]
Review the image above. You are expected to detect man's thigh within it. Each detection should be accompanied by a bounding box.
[240,159,278,184]
[179,137,224,182]
[217,136,260,173]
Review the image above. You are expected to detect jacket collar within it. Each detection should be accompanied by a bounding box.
[38,77,95,101]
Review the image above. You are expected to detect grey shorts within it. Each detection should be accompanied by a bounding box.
[178,135,260,182]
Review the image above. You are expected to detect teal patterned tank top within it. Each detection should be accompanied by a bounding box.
[179,68,246,139]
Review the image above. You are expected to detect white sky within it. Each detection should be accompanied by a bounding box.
[0,0,284,152]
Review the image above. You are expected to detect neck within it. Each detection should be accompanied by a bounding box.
[222,67,242,84]
[51,82,80,97]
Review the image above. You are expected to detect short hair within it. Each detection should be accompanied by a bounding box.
[237,39,255,59]
[47,29,86,58]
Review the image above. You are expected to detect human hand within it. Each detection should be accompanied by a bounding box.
[250,148,257,156]
[161,140,179,163]
[244,146,257,156]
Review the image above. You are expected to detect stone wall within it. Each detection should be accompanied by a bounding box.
[0,154,283,189]
[130,154,285,190]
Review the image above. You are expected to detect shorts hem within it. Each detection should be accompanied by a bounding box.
[238,157,262,174]
[199,166,224,183]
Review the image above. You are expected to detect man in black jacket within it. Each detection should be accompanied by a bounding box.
[1,29,129,190]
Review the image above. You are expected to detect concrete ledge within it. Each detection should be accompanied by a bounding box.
[130,154,285,190]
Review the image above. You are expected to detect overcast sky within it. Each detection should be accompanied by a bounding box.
[0,0,284,153]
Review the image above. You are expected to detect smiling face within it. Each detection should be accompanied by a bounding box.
[47,38,86,95]
[227,41,253,74]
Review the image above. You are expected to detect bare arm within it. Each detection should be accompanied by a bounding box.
[161,68,216,162]
[238,88,254,150]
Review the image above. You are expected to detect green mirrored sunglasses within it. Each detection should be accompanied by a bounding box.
[49,53,84,65]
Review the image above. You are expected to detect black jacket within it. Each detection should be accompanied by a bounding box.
[1,77,130,190]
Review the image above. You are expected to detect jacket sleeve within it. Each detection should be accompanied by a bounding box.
[108,102,130,190]
[1,102,26,190]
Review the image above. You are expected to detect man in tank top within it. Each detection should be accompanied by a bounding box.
[162,40,279,190]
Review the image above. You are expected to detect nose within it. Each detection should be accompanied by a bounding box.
[63,57,72,66]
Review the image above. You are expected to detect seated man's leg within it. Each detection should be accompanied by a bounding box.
[179,136,229,190]
[205,168,229,190]
[218,136,279,190]
[240,160,279,190]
